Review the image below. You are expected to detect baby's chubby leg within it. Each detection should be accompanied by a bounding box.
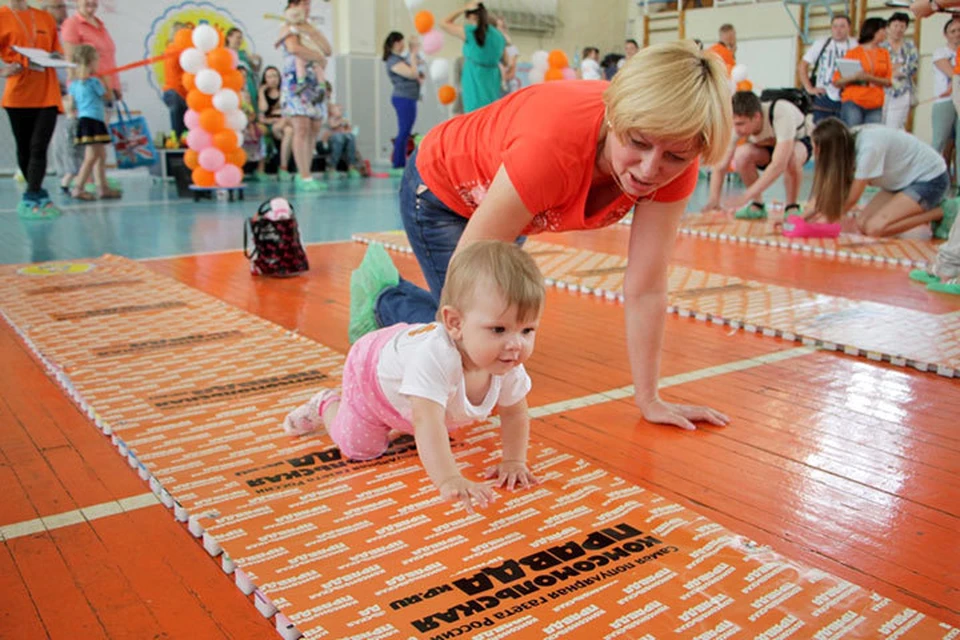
[282,388,340,436]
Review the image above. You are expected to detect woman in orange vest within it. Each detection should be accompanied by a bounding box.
[834,17,892,126]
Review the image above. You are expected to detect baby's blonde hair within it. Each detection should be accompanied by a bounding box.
[438,241,545,323]
[604,40,733,166]
[71,44,98,77]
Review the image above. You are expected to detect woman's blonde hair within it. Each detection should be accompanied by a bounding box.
[438,241,545,323]
[604,40,732,166]
[71,44,98,76]
[810,118,857,222]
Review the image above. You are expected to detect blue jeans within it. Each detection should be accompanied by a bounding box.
[163,89,188,138]
[840,101,882,127]
[328,132,356,170]
[811,93,841,124]
[391,96,417,169]
[375,149,467,327]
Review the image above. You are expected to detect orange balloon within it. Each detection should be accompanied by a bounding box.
[736,79,753,92]
[182,72,196,92]
[222,69,244,91]
[192,167,215,187]
[414,10,434,34]
[213,129,239,153]
[217,29,225,48]
[199,108,226,133]
[206,47,234,74]
[186,89,213,111]
[544,68,564,82]
[184,149,199,170]
[173,28,193,51]
[437,84,456,105]
[547,49,569,70]
[227,148,247,167]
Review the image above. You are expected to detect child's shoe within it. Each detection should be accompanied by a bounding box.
[349,243,400,343]
[734,201,767,220]
[282,389,339,436]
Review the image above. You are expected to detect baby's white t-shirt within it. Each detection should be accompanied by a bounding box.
[376,323,531,430]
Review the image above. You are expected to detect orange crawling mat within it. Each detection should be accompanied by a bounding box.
[353,233,959,378]
[1,256,956,639]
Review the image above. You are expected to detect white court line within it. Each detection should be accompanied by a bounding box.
[0,346,814,541]
[0,492,160,542]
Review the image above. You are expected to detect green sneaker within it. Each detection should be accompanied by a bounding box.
[909,269,940,285]
[294,175,328,191]
[734,201,767,220]
[277,169,293,182]
[17,199,61,220]
[349,243,400,344]
[933,197,959,240]
[348,168,361,179]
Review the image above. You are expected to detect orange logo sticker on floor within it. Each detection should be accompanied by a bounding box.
[0,256,956,638]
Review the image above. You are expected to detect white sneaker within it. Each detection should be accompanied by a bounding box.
[282,389,339,436]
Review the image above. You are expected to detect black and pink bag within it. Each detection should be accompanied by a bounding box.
[243,198,309,277]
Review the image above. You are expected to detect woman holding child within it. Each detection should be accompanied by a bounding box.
[351,41,735,433]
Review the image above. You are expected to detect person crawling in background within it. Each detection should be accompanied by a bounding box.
[282,241,545,512]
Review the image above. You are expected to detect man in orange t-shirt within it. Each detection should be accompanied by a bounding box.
[0,0,65,219]
[351,42,735,432]
[162,22,189,137]
[707,24,737,77]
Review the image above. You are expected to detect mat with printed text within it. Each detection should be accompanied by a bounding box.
[1,256,955,639]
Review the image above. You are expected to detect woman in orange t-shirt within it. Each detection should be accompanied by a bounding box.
[351,41,735,432]
[834,17,892,126]
[0,0,65,219]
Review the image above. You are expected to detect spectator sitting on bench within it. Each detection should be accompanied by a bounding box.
[322,101,368,177]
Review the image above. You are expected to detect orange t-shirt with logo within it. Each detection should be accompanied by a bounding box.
[835,46,891,110]
[707,42,735,76]
[416,81,699,236]
[0,6,64,111]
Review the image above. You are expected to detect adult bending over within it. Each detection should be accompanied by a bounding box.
[350,41,733,431]
[807,118,958,238]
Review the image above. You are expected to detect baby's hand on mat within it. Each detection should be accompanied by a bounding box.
[483,461,539,492]
[439,477,497,513]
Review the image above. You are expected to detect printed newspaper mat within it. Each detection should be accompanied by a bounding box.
[2,256,956,639]
[619,213,941,268]
[354,233,960,377]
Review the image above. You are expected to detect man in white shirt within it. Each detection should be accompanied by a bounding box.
[580,46,602,80]
[705,91,812,218]
[616,39,640,71]
[798,14,858,123]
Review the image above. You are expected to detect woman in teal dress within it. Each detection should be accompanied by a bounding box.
[441,2,507,113]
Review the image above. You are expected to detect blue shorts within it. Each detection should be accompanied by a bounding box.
[898,171,950,211]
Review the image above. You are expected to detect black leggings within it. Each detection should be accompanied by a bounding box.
[6,106,59,195]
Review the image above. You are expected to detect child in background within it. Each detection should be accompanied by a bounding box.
[280,3,327,93]
[580,47,602,80]
[68,44,121,200]
[283,241,545,512]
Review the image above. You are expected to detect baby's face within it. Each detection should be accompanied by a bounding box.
[329,105,342,118]
[452,285,541,376]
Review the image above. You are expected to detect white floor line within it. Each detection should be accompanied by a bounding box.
[0,492,160,542]
[0,347,814,541]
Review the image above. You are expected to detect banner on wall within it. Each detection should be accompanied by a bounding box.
[98,0,334,139]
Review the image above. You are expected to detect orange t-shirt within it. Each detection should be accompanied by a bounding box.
[708,42,735,76]
[835,46,891,110]
[162,43,186,98]
[953,45,960,74]
[0,7,63,110]
[416,81,699,236]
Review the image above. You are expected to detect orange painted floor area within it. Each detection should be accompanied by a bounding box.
[1,234,958,637]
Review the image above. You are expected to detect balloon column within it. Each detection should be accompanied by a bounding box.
[529,48,575,84]
[178,23,247,189]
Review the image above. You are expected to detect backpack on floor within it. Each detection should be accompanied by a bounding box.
[243,198,309,277]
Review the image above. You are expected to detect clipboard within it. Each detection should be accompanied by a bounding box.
[13,46,75,69]
[835,59,863,79]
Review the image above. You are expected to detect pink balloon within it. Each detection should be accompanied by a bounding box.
[422,29,443,55]
[186,128,212,151]
[198,147,226,172]
[183,109,200,130]
[215,163,243,187]
[561,67,576,80]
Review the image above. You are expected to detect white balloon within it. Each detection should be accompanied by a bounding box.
[195,68,223,95]
[531,50,549,70]
[528,67,545,84]
[192,24,220,53]
[404,0,425,8]
[226,109,248,131]
[429,59,450,84]
[731,63,748,83]
[212,89,240,113]
[179,48,206,75]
